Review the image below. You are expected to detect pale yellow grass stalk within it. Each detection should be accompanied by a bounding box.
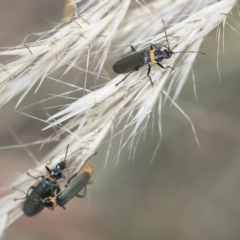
[0,0,237,238]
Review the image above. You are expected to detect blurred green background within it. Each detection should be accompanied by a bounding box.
[0,1,240,240]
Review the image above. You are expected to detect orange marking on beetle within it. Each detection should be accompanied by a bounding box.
[49,197,58,207]
[79,165,94,176]
[149,50,157,63]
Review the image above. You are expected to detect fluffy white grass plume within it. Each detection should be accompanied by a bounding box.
[0,0,237,237]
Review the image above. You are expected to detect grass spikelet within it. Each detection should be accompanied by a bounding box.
[0,0,237,237]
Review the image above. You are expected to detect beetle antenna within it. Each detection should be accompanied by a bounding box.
[161,19,206,56]
[172,51,206,55]
[63,144,69,163]
[162,19,170,51]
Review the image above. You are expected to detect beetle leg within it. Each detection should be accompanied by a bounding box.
[157,63,174,70]
[75,185,87,198]
[45,165,51,175]
[67,172,78,185]
[13,186,35,201]
[27,172,44,180]
[147,64,154,85]
[130,45,136,52]
[115,70,134,86]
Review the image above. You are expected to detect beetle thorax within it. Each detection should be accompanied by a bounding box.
[154,49,163,62]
